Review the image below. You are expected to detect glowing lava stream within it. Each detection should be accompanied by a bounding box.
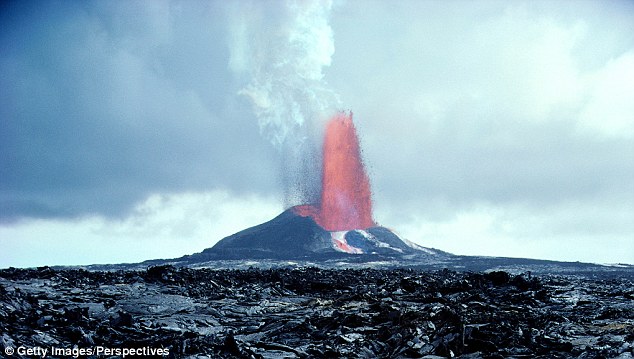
[294,112,375,231]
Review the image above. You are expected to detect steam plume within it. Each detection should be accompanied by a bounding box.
[228,0,340,207]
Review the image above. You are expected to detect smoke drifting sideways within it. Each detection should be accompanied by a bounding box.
[227,0,340,208]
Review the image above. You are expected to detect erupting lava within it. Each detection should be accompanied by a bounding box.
[294,112,374,231]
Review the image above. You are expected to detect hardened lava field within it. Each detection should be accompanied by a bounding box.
[1,265,633,358]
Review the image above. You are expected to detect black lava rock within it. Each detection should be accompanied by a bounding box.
[0,266,632,358]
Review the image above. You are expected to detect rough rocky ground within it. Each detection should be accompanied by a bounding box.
[1,265,633,358]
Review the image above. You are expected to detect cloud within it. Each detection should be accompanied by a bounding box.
[1,0,632,266]
[390,198,634,264]
[328,0,633,204]
[578,51,634,138]
[0,1,278,221]
[0,190,280,267]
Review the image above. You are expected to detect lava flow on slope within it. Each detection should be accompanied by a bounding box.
[293,112,374,231]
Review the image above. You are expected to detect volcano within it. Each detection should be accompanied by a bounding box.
[200,112,442,260]
[188,207,445,261]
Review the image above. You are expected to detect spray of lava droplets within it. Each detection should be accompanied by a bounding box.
[294,112,375,231]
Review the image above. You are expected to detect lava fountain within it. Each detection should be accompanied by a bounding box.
[294,112,375,231]
[206,112,441,259]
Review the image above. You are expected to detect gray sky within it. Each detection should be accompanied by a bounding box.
[1,0,633,267]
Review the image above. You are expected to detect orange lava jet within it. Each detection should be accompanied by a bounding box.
[294,112,374,231]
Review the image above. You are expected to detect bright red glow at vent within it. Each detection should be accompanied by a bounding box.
[293,112,374,231]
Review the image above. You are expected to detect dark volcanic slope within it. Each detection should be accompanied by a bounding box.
[162,208,448,264]
[195,209,333,260]
[1,266,633,358]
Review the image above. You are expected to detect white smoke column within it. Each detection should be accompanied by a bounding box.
[228,0,340,207]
